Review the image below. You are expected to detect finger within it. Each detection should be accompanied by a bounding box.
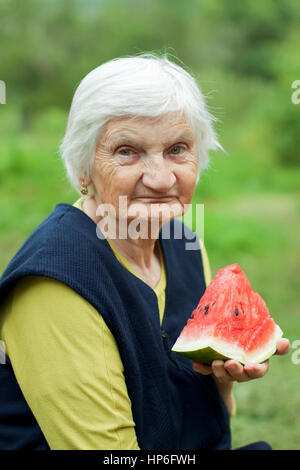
[224,360,249,382]
[275,338,290,355]
[211,360,233,383]
[192,361,212,375]
[243,360,269,379]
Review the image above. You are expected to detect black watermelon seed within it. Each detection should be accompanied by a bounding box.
[204,305,209,315]
[234,308,239,316]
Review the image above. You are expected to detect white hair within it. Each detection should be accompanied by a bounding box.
[59,51,223,192]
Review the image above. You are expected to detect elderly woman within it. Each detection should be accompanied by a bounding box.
[0,53,289,450]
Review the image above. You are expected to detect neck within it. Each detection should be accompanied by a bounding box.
[108,235,160,271]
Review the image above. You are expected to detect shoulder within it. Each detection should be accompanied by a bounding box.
[1,276,118,360]
[0,275,139,449]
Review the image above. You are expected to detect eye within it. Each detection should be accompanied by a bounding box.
[118,147,134,155]
[169,145,185,155]
[115,146,139,158]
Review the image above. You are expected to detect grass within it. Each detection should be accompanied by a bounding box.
[194,145,300,450]
[0,106,299,449]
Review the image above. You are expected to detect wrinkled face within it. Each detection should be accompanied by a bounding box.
[88,110,198,229]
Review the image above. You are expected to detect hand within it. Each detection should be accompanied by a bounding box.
[192,338,290,384]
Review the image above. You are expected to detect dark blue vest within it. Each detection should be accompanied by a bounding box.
[0,203,231,450]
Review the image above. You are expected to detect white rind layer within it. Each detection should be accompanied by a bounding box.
[172,324,283,364]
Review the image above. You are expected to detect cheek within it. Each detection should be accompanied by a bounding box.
[93,157,140,203]
[111,167,141,195]
[92,158,117,201]
[94,154,118,180]
[176,164,198,202]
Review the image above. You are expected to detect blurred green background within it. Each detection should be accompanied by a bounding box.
[0,0,299,450]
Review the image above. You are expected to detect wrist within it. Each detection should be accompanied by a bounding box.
[214,380,235,416]
[214,379,234,397]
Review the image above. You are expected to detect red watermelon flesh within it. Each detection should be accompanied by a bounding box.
[171,264,283,364]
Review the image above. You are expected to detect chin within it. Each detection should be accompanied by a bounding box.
[151,204,182,222]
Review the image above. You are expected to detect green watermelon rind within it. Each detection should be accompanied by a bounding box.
[174,344,275,365]
[175,346,232,365]
[172,324,283,365]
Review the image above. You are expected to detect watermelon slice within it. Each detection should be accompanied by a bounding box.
[171,264,283,365]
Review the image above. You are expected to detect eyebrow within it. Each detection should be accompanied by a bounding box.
[109,133,140,147]
[109,131,194,147]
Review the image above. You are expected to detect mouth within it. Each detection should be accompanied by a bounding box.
[134,196,177,203]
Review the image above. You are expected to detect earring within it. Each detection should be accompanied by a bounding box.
[80,182,88,195]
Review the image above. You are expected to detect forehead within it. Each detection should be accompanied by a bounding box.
[102,111,194,142]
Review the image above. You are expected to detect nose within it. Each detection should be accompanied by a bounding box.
[142,155,176,193]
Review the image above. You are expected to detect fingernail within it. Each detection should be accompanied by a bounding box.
[227,364,238,369]
[213,360,224,366]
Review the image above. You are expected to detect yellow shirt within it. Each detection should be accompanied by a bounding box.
[0,198,232,450]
